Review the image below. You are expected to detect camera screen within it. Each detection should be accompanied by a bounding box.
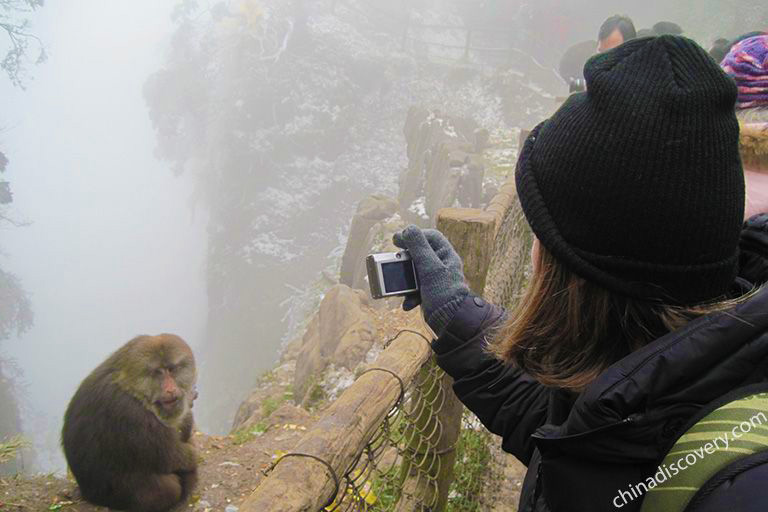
[381,261,416,292]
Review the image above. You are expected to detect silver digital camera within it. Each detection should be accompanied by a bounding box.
[366,250,419,299]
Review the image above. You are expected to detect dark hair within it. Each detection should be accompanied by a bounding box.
[709,38,731,64]
[490,245,747,391]
[652,21,683,36]
[636,28,655,38]
[598,15,636,42]
[558,40,597,82]
[732,31,767,47]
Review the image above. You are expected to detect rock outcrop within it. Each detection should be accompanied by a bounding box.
[231,361,295,431]
[339,195,399,287]
[292,285,377,405]
[234,105,507,431]
[399,107,487,226]
[349,214,406,292]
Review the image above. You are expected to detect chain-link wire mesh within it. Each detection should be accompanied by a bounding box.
[484,196,533,310]
[323,357,444,511]
[321,357,498,512]
[447,413,497,512]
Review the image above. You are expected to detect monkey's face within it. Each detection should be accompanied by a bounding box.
[146,356,196,423]
[116,334,197,427]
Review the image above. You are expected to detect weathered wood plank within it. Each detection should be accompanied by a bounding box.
[435,207,497,294]
[486,181,517,237]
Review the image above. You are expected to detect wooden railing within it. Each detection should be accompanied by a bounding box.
[331,0,521,66]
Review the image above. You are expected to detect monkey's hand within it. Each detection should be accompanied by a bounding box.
[181,443,198,471]
[179,412,194,443]
[171,442,198,473]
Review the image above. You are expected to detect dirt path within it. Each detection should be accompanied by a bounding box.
[0,408,315,512]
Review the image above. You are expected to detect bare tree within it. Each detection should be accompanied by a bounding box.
[0,0,39,339]
[0,0,45,88]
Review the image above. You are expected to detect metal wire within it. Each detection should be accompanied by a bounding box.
[484,196,533,310]
[308,353,498,511]
[265,453,341,509]
[334,0,520,67]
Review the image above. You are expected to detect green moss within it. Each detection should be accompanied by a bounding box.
[261,395,284,417]
[230,427,251,445]
[232,390,293,445]
[231,421,269,445]
[260,369,277,384]
[486,163,515,181]
[305,380,326,410]
[446,429,493,512]
[370,465,402,508]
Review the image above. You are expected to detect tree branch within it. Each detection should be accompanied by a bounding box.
[0,211,29,227]
[0,0,45,87]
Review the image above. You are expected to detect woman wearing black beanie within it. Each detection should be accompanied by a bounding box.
[394,35,768,512]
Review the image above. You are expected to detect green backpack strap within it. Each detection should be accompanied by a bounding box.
[640,391,768,512]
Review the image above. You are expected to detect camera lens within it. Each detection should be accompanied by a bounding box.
[396,253,402,259]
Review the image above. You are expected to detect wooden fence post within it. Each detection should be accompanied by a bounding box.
[394,207,497,511]
[435,207,498,511]
[437,208,498,293]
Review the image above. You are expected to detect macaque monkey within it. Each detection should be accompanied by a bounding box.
[62,334,198,512]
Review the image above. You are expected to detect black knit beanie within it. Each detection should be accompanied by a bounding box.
[515,35,745,305]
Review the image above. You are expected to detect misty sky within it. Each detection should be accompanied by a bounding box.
[1,1,208,471]
[1,0,760,475]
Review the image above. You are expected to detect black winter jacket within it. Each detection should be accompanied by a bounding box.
[432,214,768,512]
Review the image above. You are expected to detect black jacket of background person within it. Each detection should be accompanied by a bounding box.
[432,214,768,512]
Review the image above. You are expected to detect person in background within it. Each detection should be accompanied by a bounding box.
[634,21,683,40]
[731,30,768,49]
[651,21,683,36]
[394,36,768,512]
[722,34,768,219]
[632,21,684,42]
[563,14,637,94]
[710,37,733,63]
[597,14,636,53]
[636,28,655,38]
[710,31,766,65]
[558,40,596,92]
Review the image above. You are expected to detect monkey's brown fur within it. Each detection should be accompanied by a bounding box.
[62,334,198,512]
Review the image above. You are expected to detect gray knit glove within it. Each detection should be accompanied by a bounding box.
[393,225,470,335]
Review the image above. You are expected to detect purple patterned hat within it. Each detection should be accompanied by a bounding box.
[722,35,768,109]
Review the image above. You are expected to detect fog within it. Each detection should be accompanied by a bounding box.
[1,1,207,471]
[0,0,765,476]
